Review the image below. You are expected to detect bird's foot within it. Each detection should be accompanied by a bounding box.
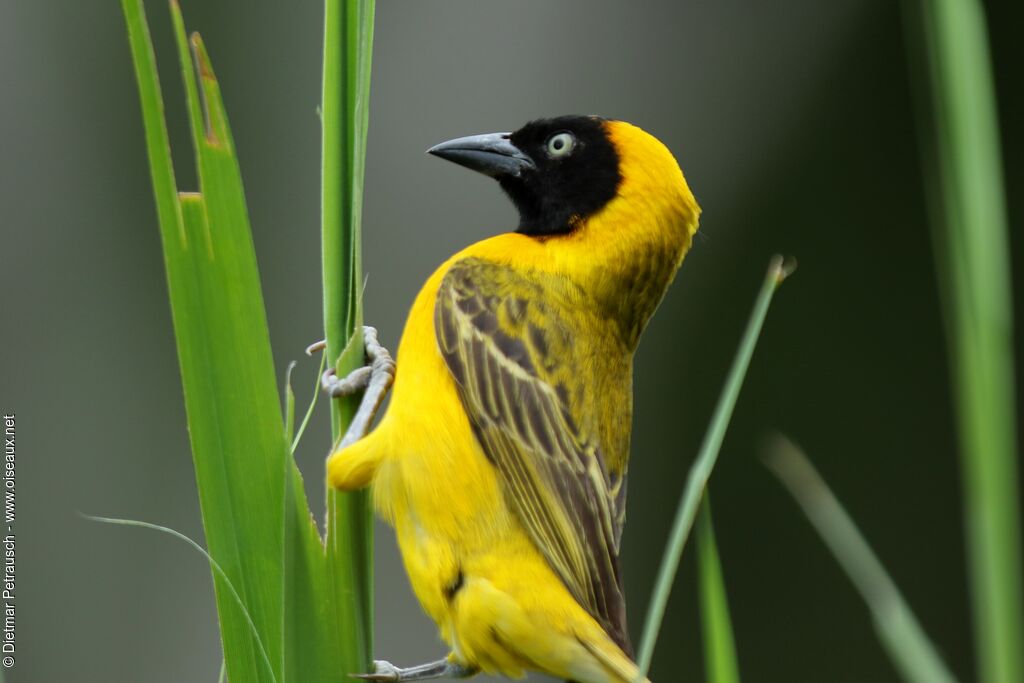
[310,326,395,399]
[321,364,374,398]
[351,658,477,682]
[314,326,396,451]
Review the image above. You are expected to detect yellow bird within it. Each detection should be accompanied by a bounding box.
[322,116,700,683]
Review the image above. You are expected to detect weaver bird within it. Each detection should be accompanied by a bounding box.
[322,116,700,682]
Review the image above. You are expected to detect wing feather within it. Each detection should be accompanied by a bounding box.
[435,257,632,653]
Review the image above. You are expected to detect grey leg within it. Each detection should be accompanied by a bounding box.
[317,326,396,450]
[352,658,478,682]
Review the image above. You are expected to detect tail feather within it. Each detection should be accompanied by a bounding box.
[576,635,651,683]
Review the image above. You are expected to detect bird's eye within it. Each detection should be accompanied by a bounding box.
[545,132,576,158]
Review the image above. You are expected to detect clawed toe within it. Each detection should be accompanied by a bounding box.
[362,327,397,379]
[322,365,374,397]
[320,326,398,450]
[312,326,395,400]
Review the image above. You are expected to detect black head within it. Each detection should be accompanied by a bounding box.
[428,115,621,236]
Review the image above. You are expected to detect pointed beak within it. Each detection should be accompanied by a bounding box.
[427,132,536,178]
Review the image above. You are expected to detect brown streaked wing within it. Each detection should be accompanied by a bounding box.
[434,257,631,653]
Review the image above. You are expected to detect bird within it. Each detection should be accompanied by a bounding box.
[322,115,700,683]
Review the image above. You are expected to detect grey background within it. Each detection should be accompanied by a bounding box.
[2,0,1022,681]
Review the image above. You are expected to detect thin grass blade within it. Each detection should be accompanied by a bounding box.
[292,352,327,454]
[285,362,298,445]
[764,435,958,683]
[635,256,794,678]
[910,2,1023,681]
[121,0,182,245]
[696,495,741,683]
[84,514,276,682]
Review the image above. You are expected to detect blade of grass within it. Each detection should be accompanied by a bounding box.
[635,256,794,679]
[84,515,276,681]
[292,352,327,454]
[911,2,1022,682]
[283,432,349,683]
[764,435,958,683]
[285,362,298,445]
[321,0,377,675]
[123,3,290,681]
[121,0,182,245]
[696,495,741,683]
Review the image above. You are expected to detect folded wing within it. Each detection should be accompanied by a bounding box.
[435,257,631,653]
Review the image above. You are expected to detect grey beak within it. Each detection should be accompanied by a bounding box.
[427,132,536,178]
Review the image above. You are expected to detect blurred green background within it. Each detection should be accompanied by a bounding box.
[2,0,1022,681]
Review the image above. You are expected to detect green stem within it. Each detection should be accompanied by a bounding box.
[764,436,958,683]
[913,2,1022,682]
[635,256,793,678]
[321,0,376,672]
[696,495,741,683]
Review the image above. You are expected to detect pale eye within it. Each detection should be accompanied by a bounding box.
[546,132,576,158]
